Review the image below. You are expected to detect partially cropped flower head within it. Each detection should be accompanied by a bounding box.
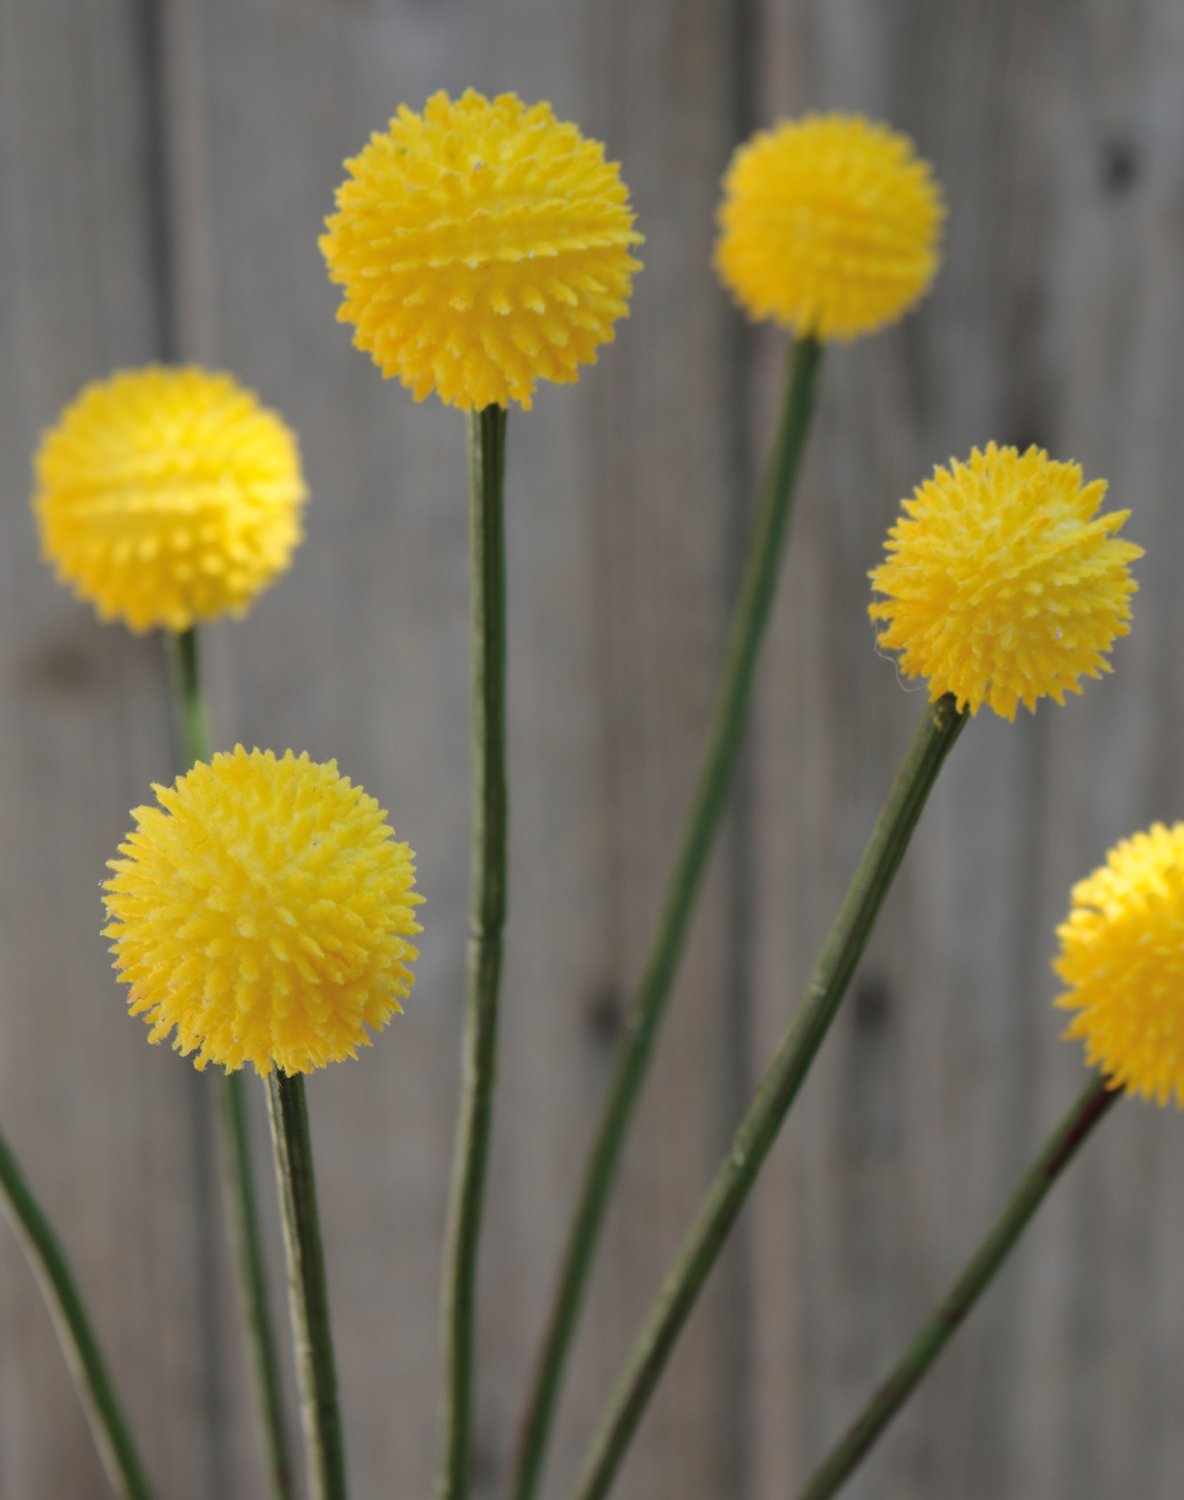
[33,367,306,633]
[714,113,944,340]
[1055,823,1184,1108]
[869,444,1142,720]
[321,89,643,411]
[104,748,423,1075]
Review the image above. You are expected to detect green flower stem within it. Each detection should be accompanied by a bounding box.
[437,405,509,1500]
[265,1072,348,1500]
[568,693,966,1500]
[795,1073,1118,1500]
[507,336,823,1500]
[0,1124,157,1500]
[167,627,294,1500]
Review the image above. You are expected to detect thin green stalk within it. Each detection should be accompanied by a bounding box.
[436,405,509,1500]
[795,1074,1118,1500]
[568,693,966,1500]
[508,337,823,1500]
[167,627,293,1500]
[0,1124,157,1500]
[265,1072,347,1500]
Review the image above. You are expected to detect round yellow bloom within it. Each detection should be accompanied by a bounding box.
[869,444,1142,720]
[33,367,306,633]
[1055,823,1184,1108]
[103,747,423,1075]
[714,114,943,340]
[320,89,643,411]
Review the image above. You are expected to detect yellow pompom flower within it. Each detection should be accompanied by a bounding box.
[103,747,423,1075]
[1055,823,1184,1107]
[869,444,1142,720]
[714,113,943,340]
[32,367,306,634]
[320,89,643,411]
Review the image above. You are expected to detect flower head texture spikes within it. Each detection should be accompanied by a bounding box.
[714,114,944,340]
[33,367,307,633]
[868,444,1142,720]
[321,89,643,411]
[103,748,423,1075]
[1055,823,1184,1107]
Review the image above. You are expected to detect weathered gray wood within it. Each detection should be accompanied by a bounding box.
[750,4,1184,1499]
[2,0,1184,1497]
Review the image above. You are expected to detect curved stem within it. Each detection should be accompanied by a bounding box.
[265,1073,348,1500]
[436,405,509,1500]
[167,627,294,1500]
[507,336,823,1500]
[0,1124,157,1500]
[568,694,966,1500]
[795,1074,1118,1500]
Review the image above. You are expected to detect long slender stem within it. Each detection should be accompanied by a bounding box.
[436,405,510,1500]
[795,1073,1117,1500]
[265,1072,347,1500]
[0,1125,157,1500]
[507,337,823,1500]
[568,693,966,1500]
[167,627,293,1500]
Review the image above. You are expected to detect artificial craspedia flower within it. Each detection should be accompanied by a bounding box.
[321,89,643,411]
[714,114,943,340]
[33,367,306,633]
[1055,823,1184,1107]
[104,748,423,1075]
[869,444,1142,720]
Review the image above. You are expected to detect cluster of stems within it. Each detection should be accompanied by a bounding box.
[0,342,1128,1500]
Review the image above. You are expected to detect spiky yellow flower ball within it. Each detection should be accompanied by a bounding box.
[1055,823,1184,1107]
[321,89,643,411]
[103,748,423,1075]
[714,114,943,340]
[33,367,306,633]
[869,444,1142,720]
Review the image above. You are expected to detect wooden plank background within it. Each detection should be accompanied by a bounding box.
[2,1,1183,1497]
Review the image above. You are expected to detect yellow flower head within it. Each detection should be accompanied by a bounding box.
[869,444,1142,720]
[320,89,643,411]
[1055,823,1184,1108]
[103,747,423,1075]
[714,113,943,340]
[32,367,307,634]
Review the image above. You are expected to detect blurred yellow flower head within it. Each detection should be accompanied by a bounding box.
[1056,823,1184,1108]
[32,367,306,633]
[104,748,423,1075]
[869,444,1141,719]
[714,113,943,340]
[321,89,643,411]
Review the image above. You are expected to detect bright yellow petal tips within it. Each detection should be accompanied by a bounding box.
[714,114,943,340]
[320,89,643,411]
[103,748,423,1075]
[32,367,307,634]
[869,444,1142,720]
[1055,823,1184,1108]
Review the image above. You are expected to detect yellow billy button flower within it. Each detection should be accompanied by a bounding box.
[321,89,643,411]
[103,747,423,1075]
[869,444,1142,719]
[1055,823,1184,1107]
[714,113,944,340]
[33,367,306,634]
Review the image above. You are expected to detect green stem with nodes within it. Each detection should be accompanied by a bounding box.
[507,336,823,1500]
[265,1072,348,1500]
[795,1074,1118,1500]
[167,627,294,1500]
[0,1124,157,1500]
[568,693,967,1500]
[437,405,509,1500]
